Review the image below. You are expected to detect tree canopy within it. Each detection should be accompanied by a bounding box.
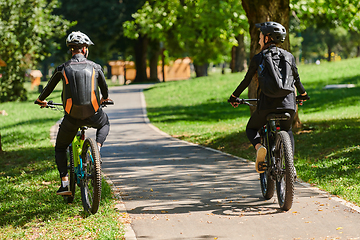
[123,0,248,72]
[0,0,73,102]
[291,0,360,31]
[53,0,146,65]
[291,0,360,61]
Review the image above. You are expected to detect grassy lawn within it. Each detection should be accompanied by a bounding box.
[0,88,125,239]
[144,58,360,206]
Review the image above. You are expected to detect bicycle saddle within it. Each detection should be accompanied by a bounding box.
[266,112,291,121]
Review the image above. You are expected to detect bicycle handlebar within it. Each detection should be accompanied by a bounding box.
[228,95,309,107]
[228,98,257,106]
[34,100,61,108]
[34,100,114,108]
[101,100,114,106]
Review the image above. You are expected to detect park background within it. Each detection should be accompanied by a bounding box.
[1,0,360,239]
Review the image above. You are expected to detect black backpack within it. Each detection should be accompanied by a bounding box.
[257,47,295,98]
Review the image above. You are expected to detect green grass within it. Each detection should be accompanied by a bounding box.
[0,89,125,239]
[144,57,360,206]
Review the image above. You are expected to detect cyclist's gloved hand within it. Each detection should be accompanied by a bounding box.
[100,98,114,106]
[35,98,47,108]
[228,95,241,108]
[296,94,310,101]
[228,95,238,103]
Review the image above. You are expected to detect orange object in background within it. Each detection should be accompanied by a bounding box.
[108,57,191,83]
[30,70,43,90]
[0,58,6,67]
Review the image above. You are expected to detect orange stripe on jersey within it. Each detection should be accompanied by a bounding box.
[62,69,69,84]
[65,98,72,114]
[91,68,99,112]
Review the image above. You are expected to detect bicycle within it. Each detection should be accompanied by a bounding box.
[228,97,306,211]
[35,100,113,214]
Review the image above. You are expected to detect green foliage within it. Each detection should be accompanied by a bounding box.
[54,0,144,65]
[291,0,360,31]
[123,1,179,41]
[123,0,248,65]
[289,33,303,60]
[0,0,73,102]
[290,0,360,62]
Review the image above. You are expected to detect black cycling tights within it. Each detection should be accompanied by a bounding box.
[55,108,110,178]
[246,109,295,154]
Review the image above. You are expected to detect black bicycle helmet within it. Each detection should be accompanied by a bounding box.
[255,21,286,44]
[66,31,94,47]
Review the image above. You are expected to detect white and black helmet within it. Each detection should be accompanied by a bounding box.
[255,21,286,44]
[66,31,94,47]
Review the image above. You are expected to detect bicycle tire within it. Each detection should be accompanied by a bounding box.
[275,131,295,211]
[65,146,76,203]
[80,137,102,214]
[259,132,275,200]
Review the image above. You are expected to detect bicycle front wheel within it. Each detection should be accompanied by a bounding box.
[275,131,295,211]
[80,138,102,214]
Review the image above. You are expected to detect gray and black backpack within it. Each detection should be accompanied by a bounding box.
[257,47,295,98]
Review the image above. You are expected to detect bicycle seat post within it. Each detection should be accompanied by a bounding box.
[269,119,277,132]
[80,127,87,140]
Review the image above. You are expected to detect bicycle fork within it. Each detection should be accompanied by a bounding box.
[71,129,86,184]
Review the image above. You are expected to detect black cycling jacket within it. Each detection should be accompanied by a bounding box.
[232,45,306,111]
[39,54,108,119]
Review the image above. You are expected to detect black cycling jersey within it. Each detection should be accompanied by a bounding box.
[39,54,108,119]
[232,45,306,111]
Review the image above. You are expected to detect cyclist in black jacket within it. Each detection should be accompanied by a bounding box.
[36,31,112,195]
[229,22,309,173]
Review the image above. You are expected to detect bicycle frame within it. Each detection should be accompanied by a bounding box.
[262,119,283,180]
[71,127,86,184]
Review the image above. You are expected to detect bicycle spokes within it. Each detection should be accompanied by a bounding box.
[80,138,101,214]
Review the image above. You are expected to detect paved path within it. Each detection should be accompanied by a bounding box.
[99,84,360,240]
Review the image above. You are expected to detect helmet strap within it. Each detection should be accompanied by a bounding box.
[82,47,89,58]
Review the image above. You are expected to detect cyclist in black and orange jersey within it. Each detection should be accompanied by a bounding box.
[36,31,112,195]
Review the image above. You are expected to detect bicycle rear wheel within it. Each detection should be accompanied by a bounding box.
[260,135,275,200]
[80,138,102,214]
[275,131,295,211]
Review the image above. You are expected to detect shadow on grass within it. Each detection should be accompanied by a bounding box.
[1,117,62,148]
[0,147,113,227]
[292,118,360,192]
[147,99,251,123]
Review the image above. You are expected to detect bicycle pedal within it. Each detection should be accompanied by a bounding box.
[258,162,267,171]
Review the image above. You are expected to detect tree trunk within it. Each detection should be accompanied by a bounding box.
[231,46,236,73]
[327,44,332,62]
[149,39,160,82]
[357,45,360,57]
[0,132,3,153]
[194,64,209,77]
[231,33,247,73]
[133,35,149,83]
[241,0,301,127]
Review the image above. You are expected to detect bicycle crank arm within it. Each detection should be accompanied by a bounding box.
[258,162,267,172]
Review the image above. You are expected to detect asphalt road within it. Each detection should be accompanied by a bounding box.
[99,84,360,240]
